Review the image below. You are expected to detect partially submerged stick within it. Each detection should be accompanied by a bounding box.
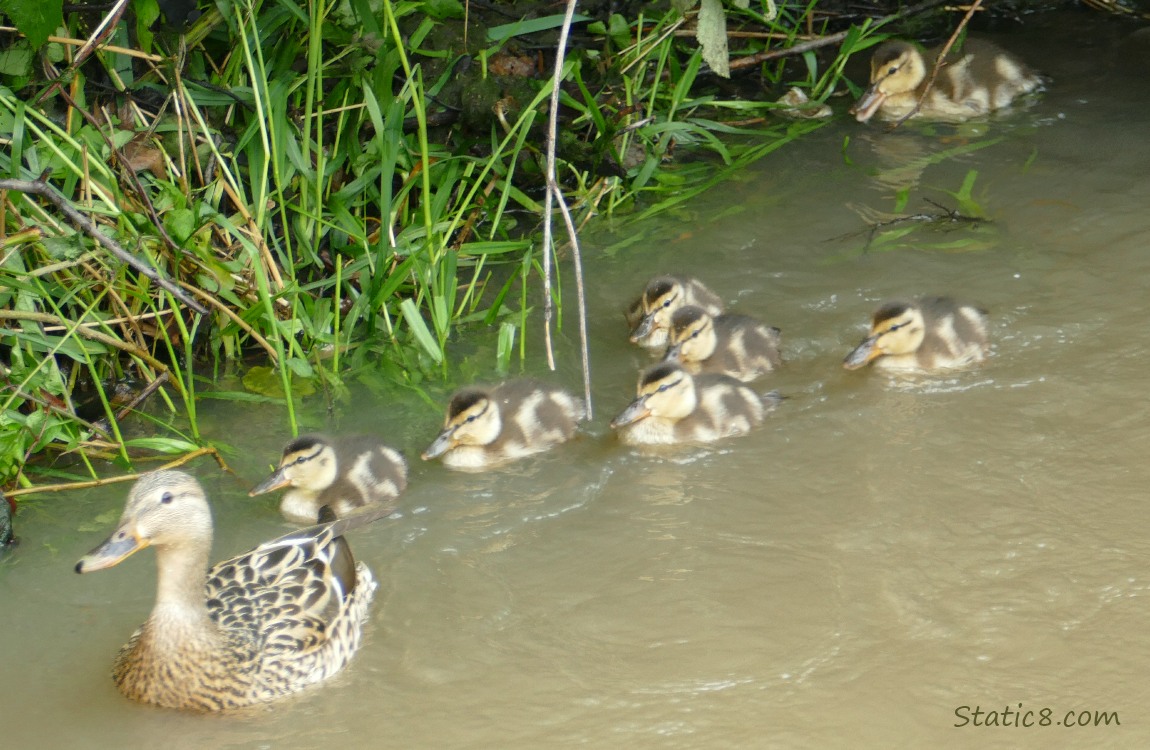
[541,0,593,419]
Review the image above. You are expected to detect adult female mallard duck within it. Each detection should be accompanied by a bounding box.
[249,434,408,524]
[421,379,585,469]
[663,305,782,382]
[852,39,1042,122]
[842,297,989,372]
[75,470,384,712]
[610,362,778,445]
[628,276,724,350]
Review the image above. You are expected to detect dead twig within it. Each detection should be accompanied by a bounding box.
[0,309,176,378]
[4,446,230,499]
[0,175,208,314]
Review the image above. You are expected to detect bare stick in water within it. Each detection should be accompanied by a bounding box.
[541,0,593,417]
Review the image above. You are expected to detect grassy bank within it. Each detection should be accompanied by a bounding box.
[0,0,954,491]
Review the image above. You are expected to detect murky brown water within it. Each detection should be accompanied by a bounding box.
[5,12,1150,747]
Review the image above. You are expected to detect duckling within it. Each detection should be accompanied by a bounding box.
[422,379,585,469]
[249,434,408,524]
[843,297,989,372]
[664,305,782,382]
[610,362,777,445]
[75,470,386,711]
[629,276,724,350]
[852,39,1042,123]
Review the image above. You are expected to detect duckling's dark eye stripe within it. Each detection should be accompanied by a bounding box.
[295,446,323,465]
[657,377,683,393]
[465,402,489,424]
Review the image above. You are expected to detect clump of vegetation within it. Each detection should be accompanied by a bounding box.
[1,0,1025,491]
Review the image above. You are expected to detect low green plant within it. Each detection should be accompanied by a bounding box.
[0,0,896,488]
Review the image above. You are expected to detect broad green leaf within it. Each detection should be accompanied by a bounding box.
[163,208,195,244]
[0,0,63,49]
[0,42,33,77]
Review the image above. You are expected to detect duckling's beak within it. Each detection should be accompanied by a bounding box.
[248,467,290,496]
[75,522,147,573]
[421,429,456,460]
[610,396,651,429]
[630,313,656,342]
[851,85,886,123]
[843,334,882,370]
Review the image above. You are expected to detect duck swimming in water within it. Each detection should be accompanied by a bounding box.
[422,379,585,470]
[852,39,1042,123]
[628,276,724,350]
[75,470,384,711]
[250,434,408,524]
[610,362,778,445]
[663,305,782,382]
[843,297,989,373]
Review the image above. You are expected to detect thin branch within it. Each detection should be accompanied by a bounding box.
[889,0,985,129]
[179,282,280,363]
[0,176,208,314]
[112,371,170,423]
[5,446,231,499]
[541,0,593,417]
[33,0,133,104]
[0,27,164,62]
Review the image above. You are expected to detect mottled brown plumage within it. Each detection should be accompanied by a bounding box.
[76,470,381,711]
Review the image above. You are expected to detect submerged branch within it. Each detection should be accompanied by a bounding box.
[834,200,986,250]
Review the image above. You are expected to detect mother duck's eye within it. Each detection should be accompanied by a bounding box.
[160,492,174,504]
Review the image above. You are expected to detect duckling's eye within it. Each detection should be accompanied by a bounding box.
[888,65,898,75]
[465,413,479,424]
[160,491,173,505]
[689,329,701,340]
